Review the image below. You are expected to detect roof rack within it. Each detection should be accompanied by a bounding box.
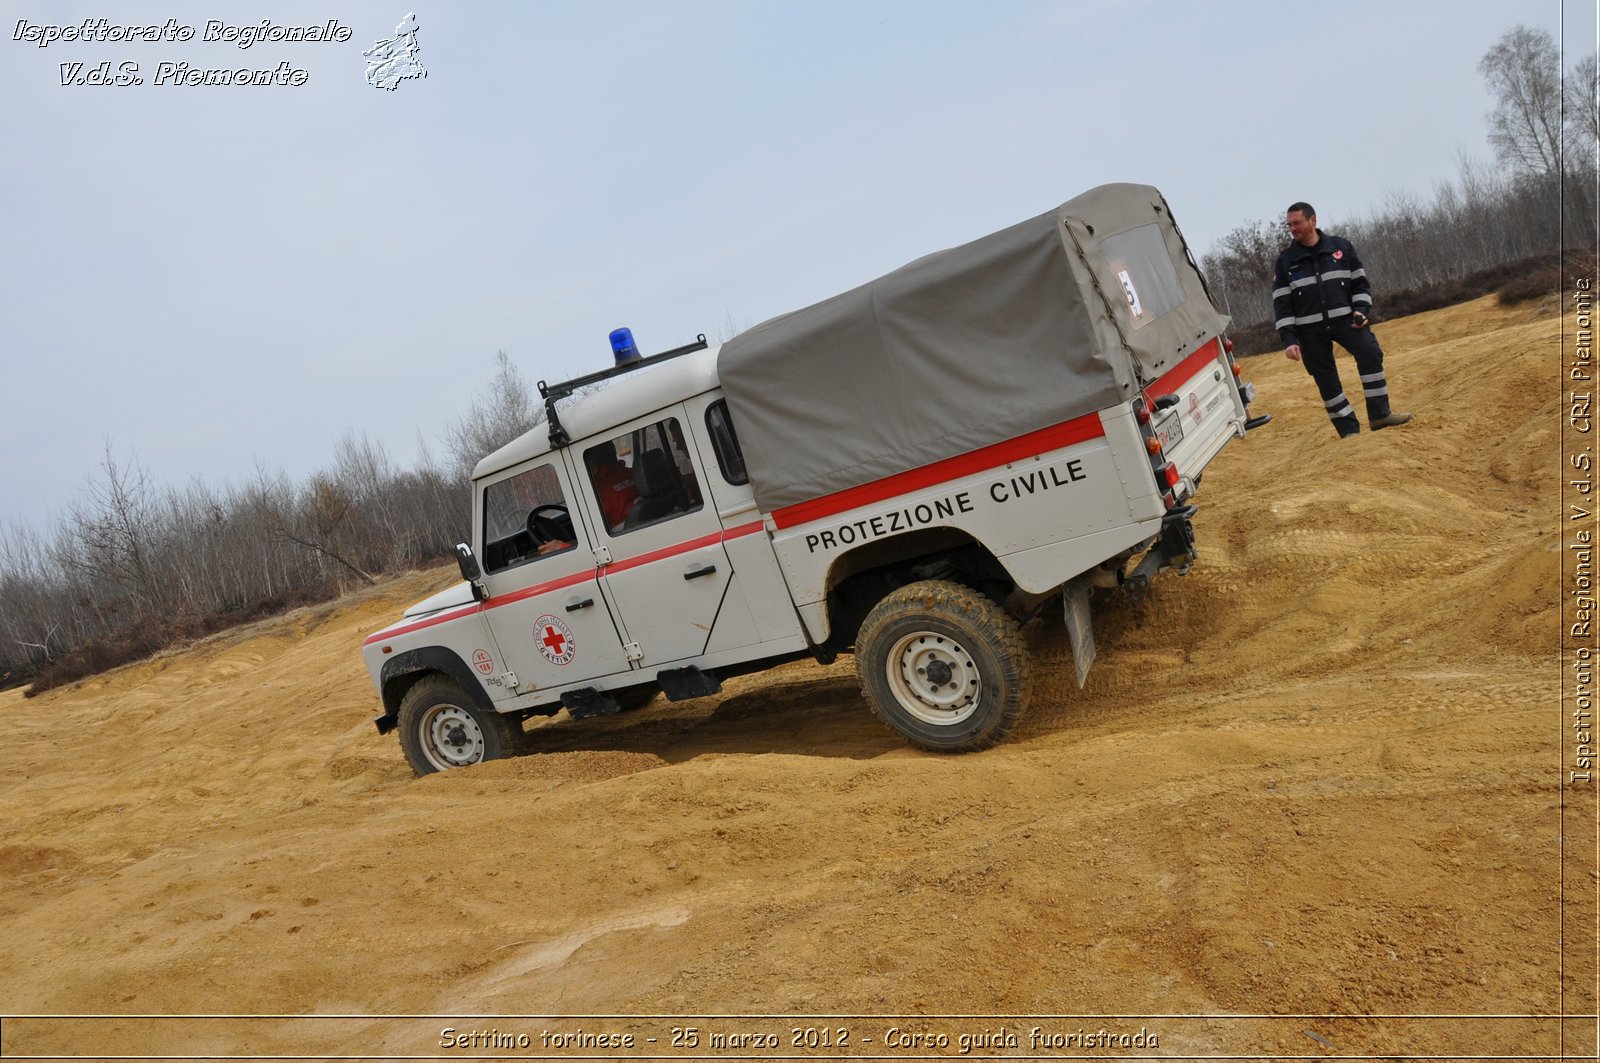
[537,333,709,447]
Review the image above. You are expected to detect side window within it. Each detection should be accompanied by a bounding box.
[584,416,704,536]
[481,462,577,573]
[705,400,748,485]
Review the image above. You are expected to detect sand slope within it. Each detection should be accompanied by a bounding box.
[0,294,1583,1059]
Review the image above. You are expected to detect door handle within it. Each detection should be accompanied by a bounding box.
[683,564,718,581]
[565,597,595,612]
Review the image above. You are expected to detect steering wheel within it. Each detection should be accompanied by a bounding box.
[527,504,573,546]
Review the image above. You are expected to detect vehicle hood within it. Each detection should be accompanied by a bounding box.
[402,582,478,619]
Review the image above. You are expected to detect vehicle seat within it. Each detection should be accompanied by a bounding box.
[625,450,678,527]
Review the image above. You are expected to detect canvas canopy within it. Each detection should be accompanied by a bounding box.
[717,183,1230,514]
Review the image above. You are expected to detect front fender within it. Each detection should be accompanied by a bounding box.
[375,647,495,734]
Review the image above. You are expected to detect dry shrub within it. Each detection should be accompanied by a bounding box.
[24,585,337,697]
[26,625,174,696]
[1227,319,1282,359]
[1496,246,1597,306]
[1496,264,1562,305]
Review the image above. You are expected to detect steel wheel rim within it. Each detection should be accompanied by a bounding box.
[885,630,982,726]
[420,704,484,770]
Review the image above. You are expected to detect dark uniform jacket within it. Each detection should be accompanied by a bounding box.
[1272,230,1374,347]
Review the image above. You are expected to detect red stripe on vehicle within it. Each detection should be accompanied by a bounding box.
[1144,338,1223,401]
[488,566,600,607]
[603,518,765,574]
[361,567,596,647]
[363,520,770,648]
[770,413,1106,530]
[607,528,724,575]
[363,602,482,646]
[722,519,766,541]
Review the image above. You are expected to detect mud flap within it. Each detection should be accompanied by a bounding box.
[561,687,621,719]
[658,666,723,701]
[1062,577,1095,689]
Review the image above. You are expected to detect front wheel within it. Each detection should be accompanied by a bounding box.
[854,580,1031,752]
[396,675,523,775]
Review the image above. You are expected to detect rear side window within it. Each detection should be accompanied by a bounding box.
[584,416,705,537]
[705,400,748,485]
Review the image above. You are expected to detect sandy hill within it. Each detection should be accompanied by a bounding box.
[0,294,1582,1059]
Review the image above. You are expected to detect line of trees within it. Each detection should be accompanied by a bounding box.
[0,356,542,692]
[1203,26,1596,331]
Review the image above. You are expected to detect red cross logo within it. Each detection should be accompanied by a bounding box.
[532,614,576,665]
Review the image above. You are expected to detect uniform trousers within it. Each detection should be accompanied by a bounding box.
[1297,319,1395,437]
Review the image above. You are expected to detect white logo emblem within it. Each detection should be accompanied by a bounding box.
[364,12,426,91]
[533,615,576,666]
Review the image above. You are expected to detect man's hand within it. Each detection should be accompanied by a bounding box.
[1284,344,1302,362]
[1351,311,1368,329]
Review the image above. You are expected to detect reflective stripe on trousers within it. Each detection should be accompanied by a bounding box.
[1297,321,1393,435]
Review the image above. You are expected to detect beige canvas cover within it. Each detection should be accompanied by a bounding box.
[718,183,1229,513]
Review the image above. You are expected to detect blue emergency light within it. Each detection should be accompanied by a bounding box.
[610,327,642,365]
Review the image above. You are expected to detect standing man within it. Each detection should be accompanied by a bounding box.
[1272,202,1412,437]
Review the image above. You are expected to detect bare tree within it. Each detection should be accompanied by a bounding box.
[65,440,170,621]
[442,350,545,482]
[1368,187,1439,287]
[1480,26,1565,179]
[1567,52,1599,168]
[270,474,378,586]
[712,309,753,344]
[409,430,469,551]
[1200,219,1282,328]
[0,521,63,676]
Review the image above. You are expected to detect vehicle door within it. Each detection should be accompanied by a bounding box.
[476,455,633,700]
[684,393,803,649]
[575,408,741,667]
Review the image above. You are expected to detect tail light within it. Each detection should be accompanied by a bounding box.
[1223,337,1235,354]
[1158,462,1180,489]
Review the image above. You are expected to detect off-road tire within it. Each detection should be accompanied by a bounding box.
[396,675,523,775]
[854,579,1031,752]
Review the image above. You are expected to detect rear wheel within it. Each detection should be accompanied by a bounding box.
[396,675,522,775]
[854,580,1031,752]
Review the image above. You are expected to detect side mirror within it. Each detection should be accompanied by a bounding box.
[454,542,482,583]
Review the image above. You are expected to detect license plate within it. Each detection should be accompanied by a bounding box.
[1155,412,1185,450]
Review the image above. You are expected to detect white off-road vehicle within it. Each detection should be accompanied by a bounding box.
[362,184,1269,774]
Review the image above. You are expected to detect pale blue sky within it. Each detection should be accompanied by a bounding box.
[1,0,1594,529]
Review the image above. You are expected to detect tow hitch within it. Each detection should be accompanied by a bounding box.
[1124,512,1198,600]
